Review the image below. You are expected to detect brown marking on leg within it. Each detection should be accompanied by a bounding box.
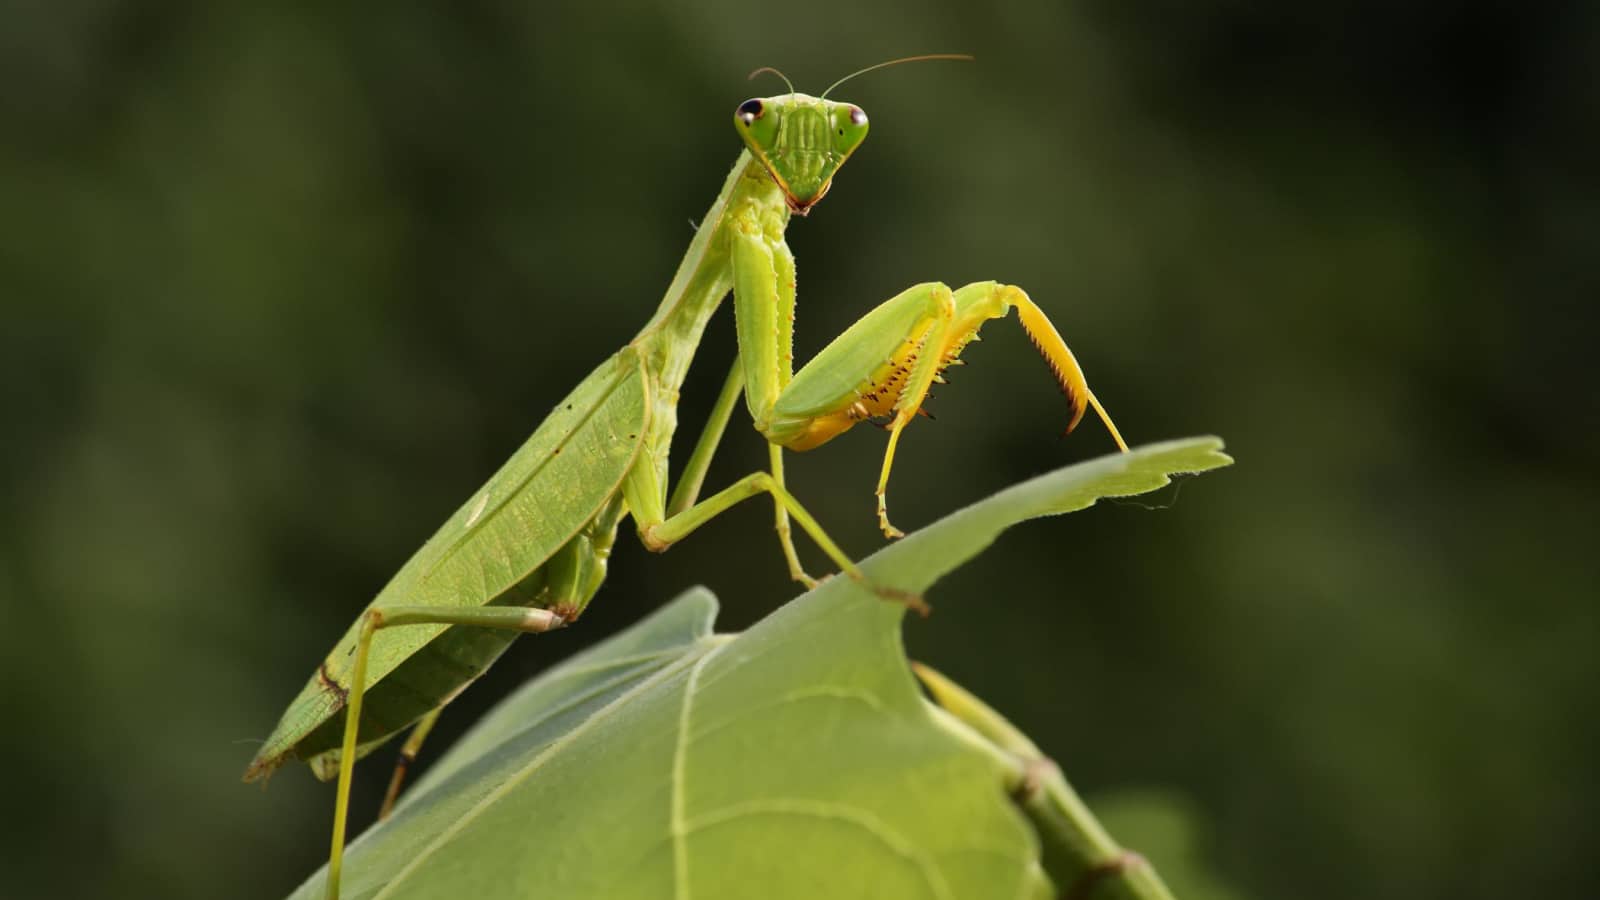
[1012,755,1060,804]
[317,660,349,705]
[378,748,417,820]
[1063,850,1148,900]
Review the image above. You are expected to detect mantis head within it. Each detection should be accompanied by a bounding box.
[734,92,868,216]
[733,56,971,216]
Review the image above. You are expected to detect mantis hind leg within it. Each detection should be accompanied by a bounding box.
[367,503,628,824]
[376,707,441,820]
[321,508,624,899]
[325,604,567,899]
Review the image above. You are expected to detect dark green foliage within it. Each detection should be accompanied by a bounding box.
[1,4,1592,900]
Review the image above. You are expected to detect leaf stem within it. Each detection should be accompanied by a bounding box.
[912,662,1177,900]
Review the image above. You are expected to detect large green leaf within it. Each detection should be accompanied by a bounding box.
[289,437,1232,899]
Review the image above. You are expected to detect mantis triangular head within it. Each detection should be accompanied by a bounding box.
[733,92,868,215]
[734,55,971,215]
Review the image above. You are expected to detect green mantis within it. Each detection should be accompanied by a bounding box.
[246,58,1128,900]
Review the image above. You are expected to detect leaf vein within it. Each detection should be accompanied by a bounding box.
[682,798,955,900]
[370,636,722,900]
[671,642,724,900]
[687,684,890,747]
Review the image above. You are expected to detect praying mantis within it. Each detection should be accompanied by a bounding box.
[245,56,1128,900]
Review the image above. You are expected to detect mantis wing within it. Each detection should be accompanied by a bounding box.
[246,347,650,781]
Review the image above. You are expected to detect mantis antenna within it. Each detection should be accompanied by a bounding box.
[820,53,975,100]
[747,66,796,97]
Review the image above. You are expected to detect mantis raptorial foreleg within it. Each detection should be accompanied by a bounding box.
[734,244,1131,537]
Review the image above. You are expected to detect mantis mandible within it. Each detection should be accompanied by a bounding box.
[245,56,1128,900]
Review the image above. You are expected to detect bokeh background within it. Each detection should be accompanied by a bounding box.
[3,2,1595,898]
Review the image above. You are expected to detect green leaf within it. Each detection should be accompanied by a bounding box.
[289,437,1231,899]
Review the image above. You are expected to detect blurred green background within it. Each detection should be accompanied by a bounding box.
[3,1,1595,898]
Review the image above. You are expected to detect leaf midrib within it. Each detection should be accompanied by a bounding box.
[371,633,730,899]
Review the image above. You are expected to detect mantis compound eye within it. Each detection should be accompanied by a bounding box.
[735,97,781,154]
[829,103,869,155]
